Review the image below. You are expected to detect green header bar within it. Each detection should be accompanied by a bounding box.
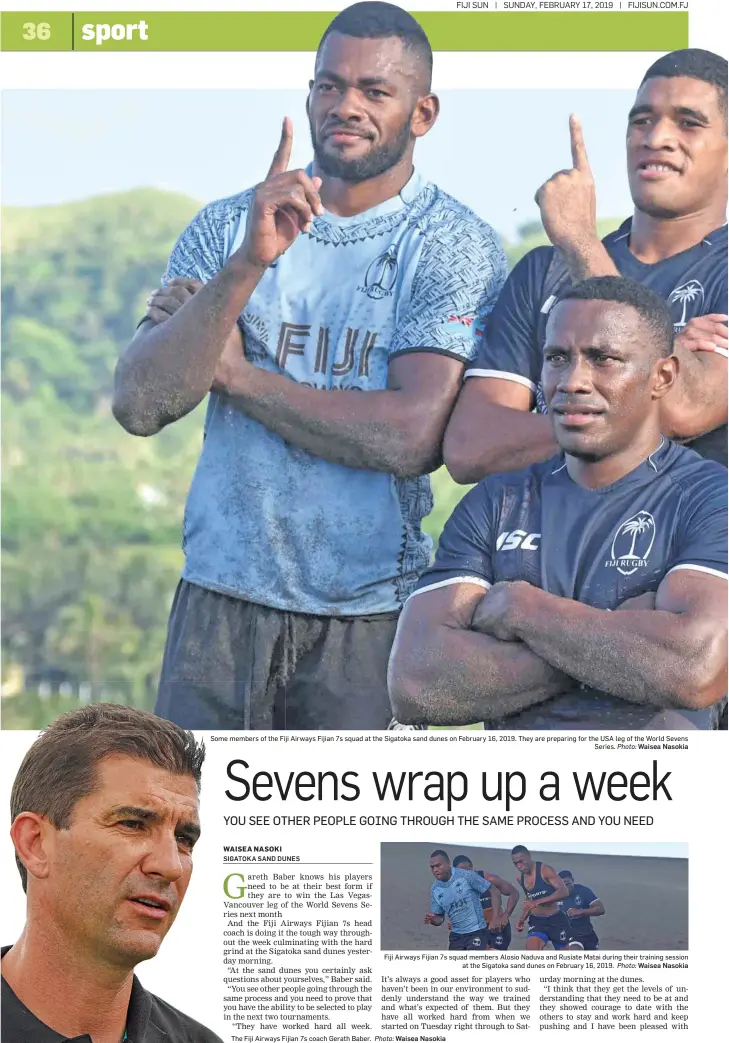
[1,11,688,53]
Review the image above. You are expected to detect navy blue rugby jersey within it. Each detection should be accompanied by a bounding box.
[466,221,728,464]
[560,884,599,940]
[411,439,727,729]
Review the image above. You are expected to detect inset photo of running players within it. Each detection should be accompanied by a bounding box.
[380,841,688,951]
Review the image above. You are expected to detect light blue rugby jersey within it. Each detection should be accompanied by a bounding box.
[165,170,506,615]
[430,867,491,935]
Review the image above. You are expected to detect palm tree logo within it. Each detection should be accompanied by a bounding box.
[668,280,704,329]
[364,247,399,300]
[610,511,656,576]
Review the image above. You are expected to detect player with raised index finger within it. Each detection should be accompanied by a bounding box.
[112,2,506,731]
[446,48,728,479]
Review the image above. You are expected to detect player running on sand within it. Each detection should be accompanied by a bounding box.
[452,854,519,950]
[558,869,605,950]
[425,850,498,951]
[511,846,571,951]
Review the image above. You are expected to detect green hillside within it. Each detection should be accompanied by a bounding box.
[2,189,202,727]
[1,189,622,728]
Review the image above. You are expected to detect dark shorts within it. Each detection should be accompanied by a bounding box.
[448,929,489,951]
[485,922,512,950]
[527,911,570,949]
[568,929,599,950]
[155,580,399,730]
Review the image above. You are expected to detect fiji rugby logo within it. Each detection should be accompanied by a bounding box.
[606,511,656,576]
[668,280,704,330]
[359,246,398,300]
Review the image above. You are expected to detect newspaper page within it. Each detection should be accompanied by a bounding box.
[0,2,726,1043]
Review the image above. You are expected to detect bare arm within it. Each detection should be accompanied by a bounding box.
[444,377,557,482]
[112,118,324,436]
[659,322,728,440]
[568,899,605,919]
[475,570,728,711]
[387,582,574,725]
[536,116,620,282]
[213,350,464,477]
[483,879,502,920]
[424,913,445,926]
[484,873,520,922]
[113,263,264,435]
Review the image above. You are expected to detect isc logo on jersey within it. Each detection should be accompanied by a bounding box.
[496,530,541,552]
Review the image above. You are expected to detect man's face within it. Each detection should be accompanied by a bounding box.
[43,754,200,968]
[561,875,575,895]
[512,851,532,874]
[430,855,451,881]
[542,299,668,460]
[308,32,428,181]
[454,859,473,872]
[627,75,728,219]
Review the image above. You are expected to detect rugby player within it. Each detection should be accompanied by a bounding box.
[112,2,505,731]
[511,846,571,951]
[452,854,519,950]
[445,48,728,478]
[425,850,499,951]
[558,870,605,950]
[388,277,728,730]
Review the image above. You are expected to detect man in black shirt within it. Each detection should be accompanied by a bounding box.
[388,278,727,729]
[1,705,222,1043]
[558,870,605,951]
[445,48,728,476]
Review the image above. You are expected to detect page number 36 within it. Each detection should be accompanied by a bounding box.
[22,22,52,40]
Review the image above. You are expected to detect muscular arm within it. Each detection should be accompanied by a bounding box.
[444,378,557,482]
[571,899,605,919]
[659,345,727,441]
[387,582,574,725]
[113,259,264,436]
[484,874,520,920]
[214,351,464,477]
[491,570,727,711]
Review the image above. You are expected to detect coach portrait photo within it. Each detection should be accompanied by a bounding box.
[1,705,222,1042]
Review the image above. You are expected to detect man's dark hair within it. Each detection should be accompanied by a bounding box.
[11,704,206,892]
[430,849,450,861]
[318,2,433,90]
[641,48,728,119]
[555,276,675,359]
[511,845,530,856]
[558,870,574,880]
[452,854,473,868]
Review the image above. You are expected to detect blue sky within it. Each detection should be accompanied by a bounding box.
[1,88,635,241]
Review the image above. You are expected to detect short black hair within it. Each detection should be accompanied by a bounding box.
[554,276,675,359]
[430,849,450,861]
[452,854,473,868]
[558,870,574,880]
[641,48,727,118]
[511,845,529,856]
[318,2,433,90]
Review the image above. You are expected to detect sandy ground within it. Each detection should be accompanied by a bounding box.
[380,843,688,951]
